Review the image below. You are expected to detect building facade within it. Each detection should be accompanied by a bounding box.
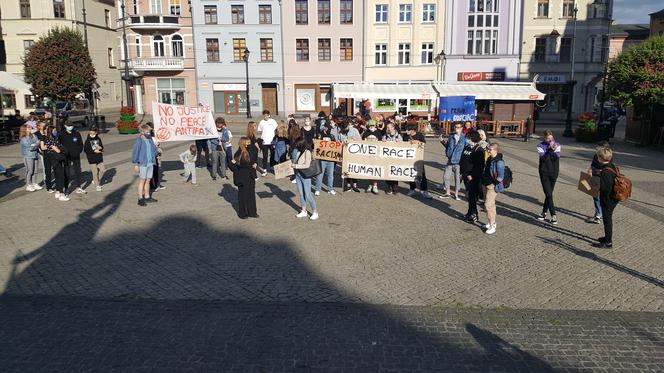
[192,0,283,116]
[443,0,522,82]
[0,0,121,114]
[282,0,363,115]
[609,24,649,60]
[649,9,664,37]
[519,0,612,120]
[118,0,196,114]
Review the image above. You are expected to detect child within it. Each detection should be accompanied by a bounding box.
[180,144,198,185]
[588,141,609,224]
[20,123,41,192]
[84,126,105,191]
[595,146,618,248]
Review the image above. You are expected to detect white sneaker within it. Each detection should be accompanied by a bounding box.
[328,190,336,195]
[261,171,268,177]
[31,184,43,190]
[310,212,319,221]
[296,210,308,218]
[75,187,86,194]
[365,186,373,193]
[407,190,417,197]
[421,191,433,199]
[96,186,103,192]
[485,224,496,235]
[54,192,61,199]
[314,191,320,196]
[47,189,56,194]
[58,194,70,202]
[454,194,461,201]
[291,179,297,184]
[372,185,379,193]
[26,185,35,192]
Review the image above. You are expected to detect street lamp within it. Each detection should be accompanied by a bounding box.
[120,0,132,107]
[243,48,251,118]
[433,50,445,81]
[593,0,612,129]
[563,5,578,137]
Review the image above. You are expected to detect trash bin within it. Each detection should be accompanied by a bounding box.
[597,121,611,142]
[95,115,107,132]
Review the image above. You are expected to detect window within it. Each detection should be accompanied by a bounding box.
[107,48,115,67]
[318,38,331,61]
[469,0,475,12]
[23,40,35,55]
[231,5,244,24]
[206,38,219,62]
[340,0,352,24]
[0,94,16,110]
[105,9,111,28]
[422,3,435,22]
[153,35,165,57]
[421,42,433,64]
[170,0,180,15]
[560,37,571,62]
[233,38,247,61]
[537,0,549,17]
[171,34,183,57]
[295,0,308,24]
[20,0,31,18]
[340,38,352,61]
[466,1,499,55]
[150,0,161,14]
[259,5,272,24]
[375,4,388,23]
[398,43,410,65]
[296,39,309,61]
[133,0,139,14]
[53,0,65,18]
[260,38,273,61]
[157,78,186,105]
[318,0,330,24]
[375,44,387,65]
[399,4,412,22]
[135,36,142,57]
[534,37,546,62]
[204,6,217,24]
[24,95,36,109]
[562,0,574,18]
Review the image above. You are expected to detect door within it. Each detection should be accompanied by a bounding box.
[261,87,278,115]
[213,91,225,113]
[226,92,238,114]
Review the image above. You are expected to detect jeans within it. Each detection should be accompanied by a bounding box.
[464,177,480,217]
[65,158,83,191]
[90,162,106,185]
[43,154,55,190]
[274,142,287,164]
[195,140,209,167]
[261,144,275,170]
[296,173,316,210]
[225,146,233,167]
[593,196,602,218]
[315,161,335,192]
[409,169,428,191]
[539,174,557,216]
[443,163,461,193]
[485,185,498,224]
[183,163,197,183]
[24,158,37,186]
[210,149,227,178]
[38,153,46,184]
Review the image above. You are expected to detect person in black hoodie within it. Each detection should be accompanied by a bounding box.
[595,146,617,248]
[59,122,86,195]
[460,131,485,223]
[83,126,105,192]
[536,130,561,225]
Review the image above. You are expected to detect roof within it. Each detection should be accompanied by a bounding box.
[433,82,545,101]
[649,8,664,17]
[332,82,437,100]
[0,71,31,94]
[611,24,651,39]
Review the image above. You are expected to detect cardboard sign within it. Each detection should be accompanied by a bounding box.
[341,140,424,182]
[578,171,600,197]
[314,140,343,162]
[274,161,294,180]
[152,102,219,142]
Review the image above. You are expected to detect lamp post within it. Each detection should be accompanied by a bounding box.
[433,50,445,81]
[120,0,132,107]
[594,0,612,127]
[243,48,251,118]
[563,5,578,137]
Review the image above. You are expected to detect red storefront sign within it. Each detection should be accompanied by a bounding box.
[457,72,506,81]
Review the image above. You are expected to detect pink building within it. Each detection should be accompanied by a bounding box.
[281,0,364,115]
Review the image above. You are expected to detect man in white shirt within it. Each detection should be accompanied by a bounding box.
[257,109,278,176]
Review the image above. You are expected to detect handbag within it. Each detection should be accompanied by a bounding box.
[297,152,322,178]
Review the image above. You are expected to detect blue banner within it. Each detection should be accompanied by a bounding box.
[438,96,477,122]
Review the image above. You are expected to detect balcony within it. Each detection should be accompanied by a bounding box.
[129,58,184,72]
[128,15,180,30]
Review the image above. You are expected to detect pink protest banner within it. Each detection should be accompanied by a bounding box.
[152,102,219,142]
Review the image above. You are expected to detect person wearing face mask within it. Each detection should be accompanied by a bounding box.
[300,117,316,150]
[59,121,86,195]
[337,120,361,193]
[132,124,159,206]
[439,123,466,200]
[314,120,337,196]
[209,117,228,181]
[83,127,105,191]
[257,109,278,175]
[536,129,561,225]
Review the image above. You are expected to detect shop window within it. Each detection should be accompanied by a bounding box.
[157,78,186,105]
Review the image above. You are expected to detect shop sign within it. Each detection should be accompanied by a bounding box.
[536,74,567,84]
[458,72,506,81]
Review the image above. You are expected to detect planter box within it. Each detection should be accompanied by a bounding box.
[118,128,139,134]
[575,127,598,143]
[116,121,139,134]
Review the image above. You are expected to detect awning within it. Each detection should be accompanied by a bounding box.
[433,82,545,101]
[333,83,437,100]
[0,71,32,94]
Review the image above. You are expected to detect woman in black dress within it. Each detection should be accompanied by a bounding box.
[246,121,260,179]
[230,137,258,219]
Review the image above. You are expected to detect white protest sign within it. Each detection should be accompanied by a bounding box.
[152,102,219,142]
[341,140,424,182]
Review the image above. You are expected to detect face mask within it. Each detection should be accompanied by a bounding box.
[65,125,74,132]
[89,133,96,138]
[144,133,152,138]
[455,128,462,134]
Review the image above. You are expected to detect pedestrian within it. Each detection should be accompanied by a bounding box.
[536,129,561,225]
[257,109,278,175]
[149,125,166,191]
[19,124,41,192]
[595,146,618,248]
[292,138,319,220]
[440,122,466,200]
[59,121,86,195]
[209,118,228,181]
[314,119,337,196]
[403,123,432,199]
[132,124,159,206]
[462,121,473,136]
[587,141,609,224]
[362,120,383,194]
[219,118,233,168]
[195,138,210,169]
[35,121,49,186]
[246,121,261,179]
[337,120,361,193]
[230,137,258,219]
[384,122,402,195]
[300,117,316,150]
[40,125,69,201]
[180,144,198,185]
[482,143,505,235]
[83,126,106,192]
[288,119,302,159]
[460,131,485,223]
[274,120,289,164]
[477,129,490,150]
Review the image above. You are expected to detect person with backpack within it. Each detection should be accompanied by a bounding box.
[482,143,505,235]
[536,130,561,225]
[587,141,609,224]
[460,131,485,223]
[595,146,629,248]
[440,123,466,200]
[292,138,319,220]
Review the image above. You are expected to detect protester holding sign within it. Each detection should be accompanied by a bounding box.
[362,120,383,194]
[314,121,338,196]
[384,123,402,195]
[536,130,561,225]
[403,123,432,199]
[230,137,259,219]
[337,120,361,193]
[258,110,278,175]
[292,138,319,221]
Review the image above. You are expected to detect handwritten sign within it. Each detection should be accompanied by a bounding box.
[578,171,600,197]
[152,102,219,142]
[314,140,343,162]
[341,140,423,182]
[274,161,294,180]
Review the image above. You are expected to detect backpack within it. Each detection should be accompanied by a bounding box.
[605,167,631,202]
[502,166,513,189]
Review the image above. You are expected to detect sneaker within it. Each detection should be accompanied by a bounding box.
[551,215,558,225]
[593,216,602,224]
[422,191,433,199]
[75,187,86,194]
[58,194,70,202]
[192,183,200,187]
[537,212,546,222]
[407,190,417,197]
[292,179,297,184]
[598,236,606,243]
[484,223,492,229]
[593,241,613,249]
[96,186,103,192]
[328,190,336,195]
[158,185,167,190]
[352,186,361,193]
[32,184,43,190]
[138,198,147,207]
[485,224,496,235]
[26,185,35,192]
[371,186,379,195]
[47,189,56,194]
[386,190,393,195]
[261,171,268,177]
[465,214,478,223]
[212,177,217,181]
[296,210,308,218]
[453,194,461,201]
[54,192,61,199]
[314,191,320,196]
[365,186,372,193]
[145,197,158,203]
[439,194,451,199]
[435,184,446,191]
[310,212,319,221]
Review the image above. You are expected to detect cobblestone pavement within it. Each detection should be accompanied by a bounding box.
[0,124,662,371]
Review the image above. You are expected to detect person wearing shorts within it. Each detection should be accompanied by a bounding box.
[132,124,159,206]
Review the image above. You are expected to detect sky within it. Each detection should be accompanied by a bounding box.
[613,0,662,24]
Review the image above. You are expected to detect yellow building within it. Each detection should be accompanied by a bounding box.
[0,0,121,114]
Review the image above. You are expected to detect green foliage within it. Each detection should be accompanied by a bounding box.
[607,36,664,107]
[23,27,97,103]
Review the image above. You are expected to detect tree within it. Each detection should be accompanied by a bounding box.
[23,27,96,119]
